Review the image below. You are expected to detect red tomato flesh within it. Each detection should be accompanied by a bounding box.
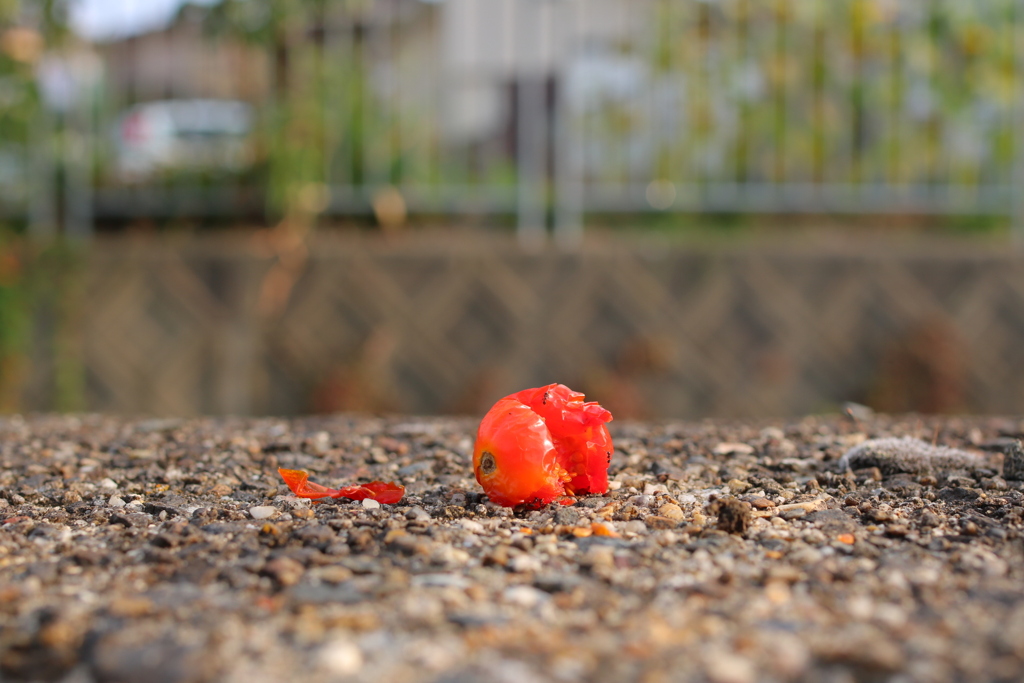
[473,384,613,508]
[278,468,405,505]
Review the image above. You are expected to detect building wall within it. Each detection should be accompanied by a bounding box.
[13,235,1022,419]
[98,13,269,103]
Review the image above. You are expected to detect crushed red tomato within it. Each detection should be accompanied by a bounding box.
[277,468,405,505]
[473,383,613,508]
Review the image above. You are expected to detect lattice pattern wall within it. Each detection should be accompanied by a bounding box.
[22,237,1024,418]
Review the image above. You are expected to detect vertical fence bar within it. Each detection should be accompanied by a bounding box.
[734,0,749,189]
[681,0,697,202]
[829,2,848,190]
[644,0,658,198]
[364,3,384,188]
[926,1,940,202]
[28,106,56,239]
[663,0,684,203]
[772,0,784,194]
[461,0,479,195]
[64,96,93,239]
[553,0,583,249]
[322,5,335,197]
[516,1,546,249]
[849,0,862,196]
[383,1,398,187]
[706,0,718,192]
[1013,0,1024,244]
[909,0,921,196]
[695,0,709,199]
[810,0,823,190]
[348,8,362,195]
[886,0,902,192]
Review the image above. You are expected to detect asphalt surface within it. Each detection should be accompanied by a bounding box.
[2,413,1024,683]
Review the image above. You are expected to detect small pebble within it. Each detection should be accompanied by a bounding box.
[309,431,331,455]
[1002,440,1024,480]
[619,520,648,535]
[706,653,755,683]
[249,506,277,520]
[509,554,543,573]
[728,479,752,493]
[645,515,678,530]
[406,506,430,521]
[503,585,548,608]
[710,497,752,534]
[658,503,685,521]
[263,557,305,586]
[362,498,381,510]
[714,442,755,456]
[983,476,1008,491]
[553,507,580,525]
[318,639,363,675]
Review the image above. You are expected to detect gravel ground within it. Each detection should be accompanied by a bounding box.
[3,413,1024,683]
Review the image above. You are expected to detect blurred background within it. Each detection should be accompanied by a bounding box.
[1,0,1024,419]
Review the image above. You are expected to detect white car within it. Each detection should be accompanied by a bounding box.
[113,99,254,180]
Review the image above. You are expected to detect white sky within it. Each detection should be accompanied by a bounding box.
[69,0,221,42]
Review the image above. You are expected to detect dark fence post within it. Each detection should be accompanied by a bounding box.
[1015,0,1024,246]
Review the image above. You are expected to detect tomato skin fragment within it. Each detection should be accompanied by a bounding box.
[278,468,334,498]
[342,481,406,505]
[277,468,404,504]
[473,383,613,508]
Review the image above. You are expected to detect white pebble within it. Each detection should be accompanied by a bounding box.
[618,520,648,536]
[706,653,755,683]
[713,442,754,456]
[318,639,363,675]
[767,634,810,678]
[99,478,118,491]
[362,498,381,510]
[310,431,331,455]
[459,519,484,533]
[509,554,543,573]
[248,506,277,520]
[502,585,548,608]
[108,496,125,508]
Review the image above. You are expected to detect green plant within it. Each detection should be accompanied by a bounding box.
[0,234,28,410]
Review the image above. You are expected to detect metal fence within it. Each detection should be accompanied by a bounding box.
[3,0,1024,243]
